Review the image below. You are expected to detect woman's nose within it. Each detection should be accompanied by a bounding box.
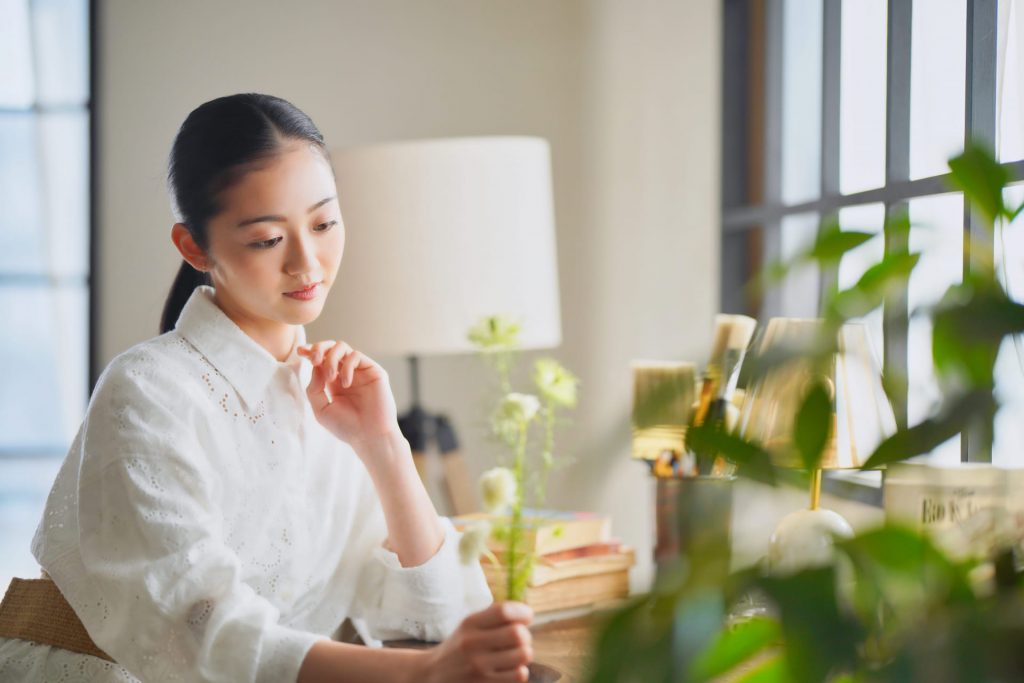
[285,233,318,275]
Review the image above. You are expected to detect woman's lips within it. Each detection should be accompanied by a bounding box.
[284,282,321,300]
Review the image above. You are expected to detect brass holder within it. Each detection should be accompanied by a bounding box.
[653,475,735,584]
[810,468,822,511]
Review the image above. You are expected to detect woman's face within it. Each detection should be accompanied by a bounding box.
[202,141,344,331]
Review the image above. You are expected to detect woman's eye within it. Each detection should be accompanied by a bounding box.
[314,220,338,232]
[249,236,282,249]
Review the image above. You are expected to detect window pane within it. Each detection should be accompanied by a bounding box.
[837,203,885,364]
[781,0,823,205]
[840,0,887,194]
[994,184,1024,465]
[30,0,89,106]
[0,284,88,451]
[0,458,63,582]
[40,111,89,277]
[0,114,46,275]
[910,0,966,179]
[0,0,34,107]
[908,193,964,463]
[997,0,1024,162]
[774,213,820,318]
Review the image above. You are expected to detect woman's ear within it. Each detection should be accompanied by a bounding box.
[171,223,210,272]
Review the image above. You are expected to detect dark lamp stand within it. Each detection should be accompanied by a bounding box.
[396,356,477,515]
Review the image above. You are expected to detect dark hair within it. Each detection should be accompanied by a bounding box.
[160,93,329,334]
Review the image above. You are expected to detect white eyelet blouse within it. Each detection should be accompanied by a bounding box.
[0,285,492,683]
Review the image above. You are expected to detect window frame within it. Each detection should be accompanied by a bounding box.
[0,0,96,459]
[721,0,1012,504]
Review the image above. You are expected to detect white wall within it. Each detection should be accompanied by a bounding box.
[98,0,722,593]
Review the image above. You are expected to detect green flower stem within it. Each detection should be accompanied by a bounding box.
[506,419,528,601]
[537,400,556,503]
[496,352,513,395]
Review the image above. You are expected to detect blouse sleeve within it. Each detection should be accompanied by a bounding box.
[346,466,494,645]
[71,362,325,683]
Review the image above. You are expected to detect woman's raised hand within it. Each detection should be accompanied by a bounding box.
[298,340,399,449]
[418,602,534,683]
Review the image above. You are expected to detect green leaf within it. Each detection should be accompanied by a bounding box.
[732,655,793,683]
[688,617,782,682]
[793,380,833,471]
[931,276,1024,388]
[809,223,877,265]
[672,593,728,677]
[947,143,1013,225]
[828,252,921,323]
[761,220,876,287]
[836,526,976,608]
[860,390,994,468]
[1011,200,1024,221]
[686,421,777,485]
[837,527,950,574]
[587,596,661,683]
[755,567,863,683]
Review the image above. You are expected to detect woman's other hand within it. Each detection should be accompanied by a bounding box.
[298,340,399,448]
[418,602,534,683]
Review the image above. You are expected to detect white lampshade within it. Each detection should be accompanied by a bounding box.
[308,136,562,357]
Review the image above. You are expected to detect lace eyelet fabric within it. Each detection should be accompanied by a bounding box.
[2,286,492,682]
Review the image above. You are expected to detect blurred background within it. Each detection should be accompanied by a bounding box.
[2,0,1022,594]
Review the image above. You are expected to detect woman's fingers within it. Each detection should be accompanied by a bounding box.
[305,364,330,413]
[298,340,336,365]
[480,642,532,671]
[471,622,532,652]
[302,339,384,394]
[339,350,366,388]
[464,602,534,630]
[488,665,530,682]
[322,341,353,383]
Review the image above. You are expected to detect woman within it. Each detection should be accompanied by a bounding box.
[0,93,534,682]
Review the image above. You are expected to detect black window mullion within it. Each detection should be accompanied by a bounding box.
[963,0,999,462]
[884,0,913,431]
[724,158,1024,230]
[819,0,841,307]
[761,0,786,316]
[88,0,99,392]
[722,0,752,211]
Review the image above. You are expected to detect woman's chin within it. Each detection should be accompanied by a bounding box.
[278,300,326,326]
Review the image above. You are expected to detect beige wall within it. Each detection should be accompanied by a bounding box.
[97,0,756,593]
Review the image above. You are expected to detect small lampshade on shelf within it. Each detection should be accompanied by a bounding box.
[741,318,897,574]
[308,137,562,515]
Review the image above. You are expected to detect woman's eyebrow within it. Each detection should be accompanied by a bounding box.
[236,195,338,228]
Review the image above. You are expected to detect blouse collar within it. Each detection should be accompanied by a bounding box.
[175,285,307,407]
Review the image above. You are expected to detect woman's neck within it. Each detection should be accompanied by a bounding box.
[212,289,296,362]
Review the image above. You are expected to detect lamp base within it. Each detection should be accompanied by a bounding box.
[767,508,853,575]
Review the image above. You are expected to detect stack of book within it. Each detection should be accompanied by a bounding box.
[453,509,634,613]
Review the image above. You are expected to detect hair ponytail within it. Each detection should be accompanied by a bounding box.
[160,93,329,334]
[160,260,213,334]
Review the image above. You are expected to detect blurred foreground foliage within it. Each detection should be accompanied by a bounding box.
[585,144,1024,683]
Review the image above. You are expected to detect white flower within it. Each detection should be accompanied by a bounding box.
[458,521,492,565]
[533,358,579,408]
[502,392,541,423]
[467,315,521,352]
[492,392,541,445]
[479,466,518,513]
